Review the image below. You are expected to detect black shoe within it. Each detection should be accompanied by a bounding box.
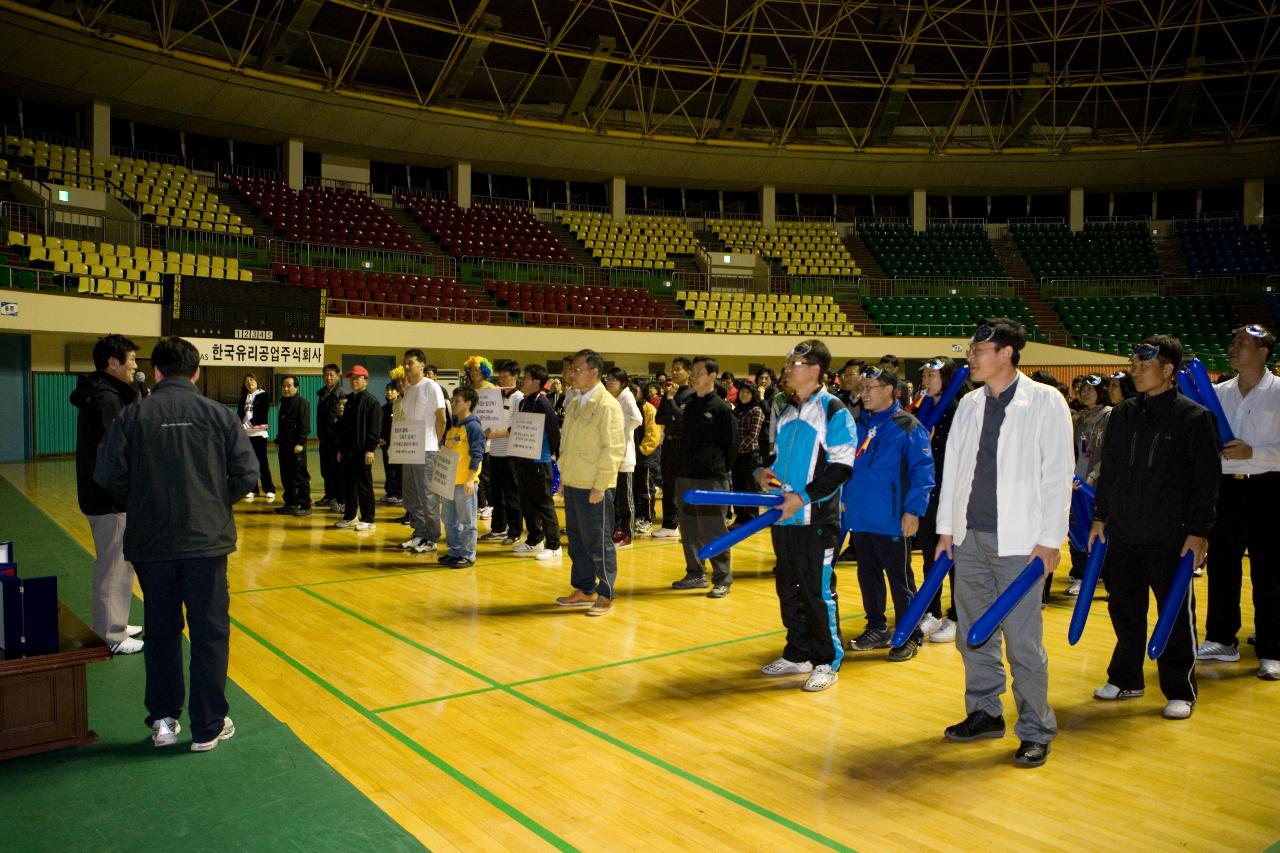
[1014,740,1050,767]
[438,555,457,566]
[395,515,411,524]
[707,583,731,599]
[293,507,313,517]
[944,711,1006,742]
[849,627,891,651]
[671,576,709,590]
[450,558,476,569]
[273,505,298,515]
[315,498,333,508]
[887,637,921,662]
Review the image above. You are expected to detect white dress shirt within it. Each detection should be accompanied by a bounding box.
[1214,370,1280,474]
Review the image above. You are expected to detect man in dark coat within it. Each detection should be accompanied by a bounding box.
[336,365,382,530]
[316,363,346,510]
[274,375,312,516]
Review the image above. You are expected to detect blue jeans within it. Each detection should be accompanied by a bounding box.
[442,483,478,561]
[564,485,617,598]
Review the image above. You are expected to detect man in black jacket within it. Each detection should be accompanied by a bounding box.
[96,336,258,752]
[274,375,312,516]
[70,333,143,654]
[654,356,694,537]
[337,365,382,531]
[1089,335,1221,721]
[671,356,738,597]
[316,363,345,511]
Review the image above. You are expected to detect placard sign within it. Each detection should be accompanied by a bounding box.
[475,387,504,431]
[388,419,427,464]
[506,411,546,460]
[430,446,462,500]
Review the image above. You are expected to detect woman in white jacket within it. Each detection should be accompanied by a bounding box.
[606,368,644,548]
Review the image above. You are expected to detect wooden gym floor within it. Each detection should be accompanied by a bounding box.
[3,455,1277,852]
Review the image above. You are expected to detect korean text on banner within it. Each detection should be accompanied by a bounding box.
[430,447,462,500]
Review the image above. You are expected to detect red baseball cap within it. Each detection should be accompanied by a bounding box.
[346,365,369,378]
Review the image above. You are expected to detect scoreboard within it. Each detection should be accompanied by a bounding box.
[163,278,326,343]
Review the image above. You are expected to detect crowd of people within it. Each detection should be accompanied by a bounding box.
[69,317,1279,762]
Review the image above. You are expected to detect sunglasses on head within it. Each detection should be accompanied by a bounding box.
[1133,344,1161,361]
[1111,370,1127,380]
[1083,374,1104,386]
[785,342,818,365]
[922,358,944,371]
[968,325,998,347]
[862,366,885,380]
[1239,324,1269,340]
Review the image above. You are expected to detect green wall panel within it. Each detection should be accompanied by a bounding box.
[33,372,78,456]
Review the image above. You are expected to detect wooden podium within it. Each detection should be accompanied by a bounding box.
[0,602,113,760]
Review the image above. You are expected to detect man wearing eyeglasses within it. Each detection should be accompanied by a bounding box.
[843,366,936,661]
[1199,324,1280,682]
[934,318,1073,767]
[754,339,857,692]
[1089,336,1221,720]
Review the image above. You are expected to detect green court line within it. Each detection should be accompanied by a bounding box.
[232,553,539,594]
[371,686,501,714]
[299,587,858,853]
[230,616,578,853]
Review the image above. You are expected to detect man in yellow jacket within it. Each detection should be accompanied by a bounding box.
[555,348,627,617]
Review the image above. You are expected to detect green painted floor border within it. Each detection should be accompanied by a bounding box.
[298,586,858,853]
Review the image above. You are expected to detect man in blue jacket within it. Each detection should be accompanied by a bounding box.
[844,366,936,661]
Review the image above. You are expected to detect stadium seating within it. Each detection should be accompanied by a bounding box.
[858,223,1004,278]
[557,211,696,270]
[223,176,419,251]
[675,290,858,335]
[706,219,859,277]
[486,281,665,330]
[1176,218,1280,278]
[402,197,573,263]
[1053,295,1235,367]
[862,296,1043,339]
[1011,221,1157,281]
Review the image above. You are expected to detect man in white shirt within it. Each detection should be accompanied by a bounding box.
[397,348,447,554]
[480,360,525,546]
[934,318,1073,767]
[1199,324,1280,681]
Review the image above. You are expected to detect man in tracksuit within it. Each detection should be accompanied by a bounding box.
[654,357,695,537]
[274,375,312,516]
[755,339,857,692]
[1089,335,1220,720]
[336,365,383,530]
[671,356,739,598]
[96,336,258,752]
[316,364,346,510]
[844,366,936,661]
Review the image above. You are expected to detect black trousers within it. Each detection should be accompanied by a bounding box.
[614,471,635,535]
[319,437,341,501]
[854,531,922,642]
[659,438,683,528]
[134,556,230,743]
[513,460,560,549]
[477,451,492,510]
[772,523,844,668]
[277,445,311,508]
[634,454,657,523]
[730,452,762,525]
[916,501,956,621]
[1105,537,1197,701]
[341,452,375,522]
[488,455,522,537]
[1207,474,1280,660]
[677,475,732,585]
[381,447,401,498]
[248,435,276,494]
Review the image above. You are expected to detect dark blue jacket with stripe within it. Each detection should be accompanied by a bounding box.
[841,401,935,537]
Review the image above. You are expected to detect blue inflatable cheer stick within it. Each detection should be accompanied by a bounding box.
[1148,550,1198,660]
[682,490,784,508]
[1186,358,1236,445]
[967,558,1046,647]
[1068,539,1108,646]
[919,365,971,432]
[892,553,954,648]
[698,508,782,561]
[1177,369,1205,406]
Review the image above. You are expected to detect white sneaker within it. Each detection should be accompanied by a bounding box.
[335,518,357,529]
[111,636,144,655]
[1162,700,1194,720]
[412,540,437,554]
[919,614,943,638]
[191,717,236,752]
[1259,659,1280,681]
[355,521,376,532]
[1066,579,1082,596]
[264,492,276,502]
[126,624,143,638]
[151,717,180,747]
[1093,682,1145,700]
[534,547,563,561]
[244,492,256,501]
[651,527,680,539]
[1196,641,1240,662]
[761,657,814,677]
[512,541,541,554]
[399,536,423,550]
[929,618,957,643]
[478,506,493,519]
[802,664,838,692]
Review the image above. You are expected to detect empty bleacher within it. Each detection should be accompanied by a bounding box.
[676,290,857,335]
[1011,221,1158,281]
[862,296,1043,339]
[557,210,696,270]
[858,223,1004,278]
[223,176,419,251]
[1053,295,1236,368]
[402,197,573,263]
[1176,217,1280,278]
[707,219,859,277]
[487,280,667,330]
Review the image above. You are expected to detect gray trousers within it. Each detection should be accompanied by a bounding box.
[88,512,136,645]
[403,452,442,542]
[677,475,732,585]
[953,529,1058,743]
